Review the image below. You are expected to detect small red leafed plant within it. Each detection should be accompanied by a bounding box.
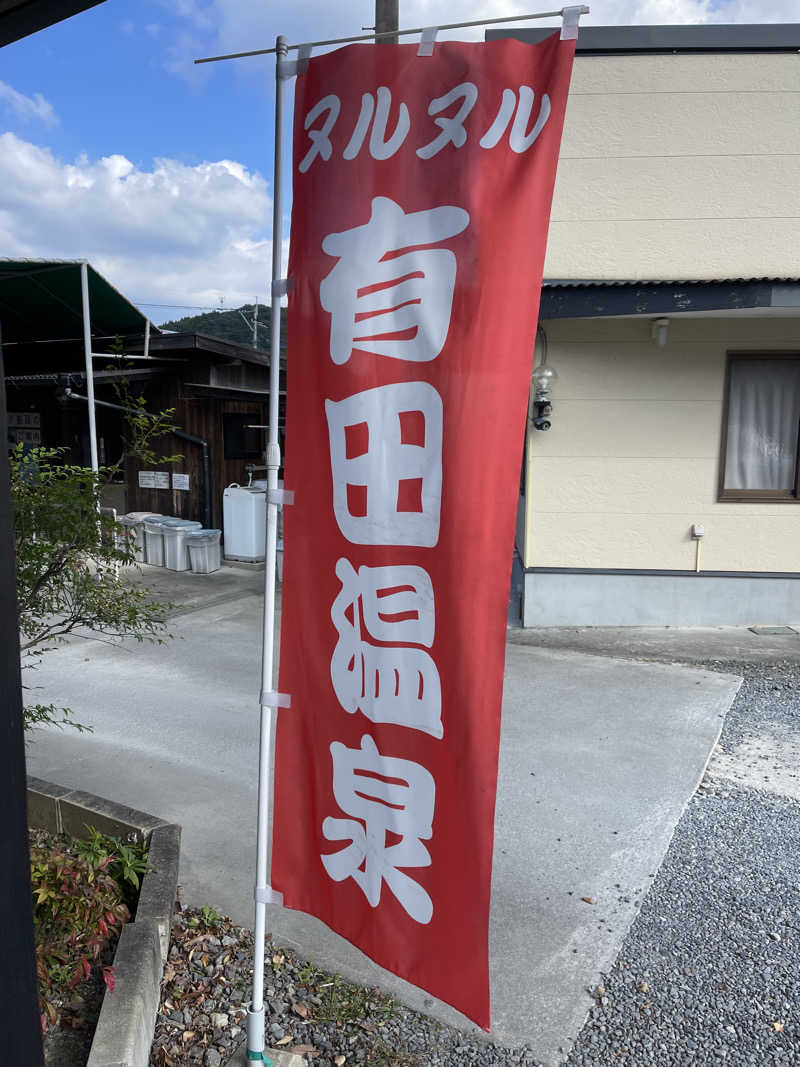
[30,839,129,1031]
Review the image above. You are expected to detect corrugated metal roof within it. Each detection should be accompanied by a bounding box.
[539,277,800,320]
[0,259,154,343]
[543,278,800,288]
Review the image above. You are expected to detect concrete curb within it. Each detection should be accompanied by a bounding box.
[27,777,181,1067]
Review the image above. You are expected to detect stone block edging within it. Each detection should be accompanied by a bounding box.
[27,777,181,1067]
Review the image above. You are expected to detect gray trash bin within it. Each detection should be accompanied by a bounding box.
[185,529,222,574]
[143,516,173,567]
[161,518,203,572]
[119,512,161,562]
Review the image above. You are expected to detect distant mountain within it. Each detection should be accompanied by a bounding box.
[158,304,287,353]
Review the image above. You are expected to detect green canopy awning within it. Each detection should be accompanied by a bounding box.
[0,259,154,344]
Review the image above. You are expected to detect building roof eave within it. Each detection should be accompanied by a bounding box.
[131,332,275,368]
[0,0,105,48]
[539,278,800,320]
[486,23,800,55]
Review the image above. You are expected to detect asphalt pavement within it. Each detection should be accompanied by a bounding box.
[24,563,741,1065]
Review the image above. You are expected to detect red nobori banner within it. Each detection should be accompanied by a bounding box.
[273,32,575,1028]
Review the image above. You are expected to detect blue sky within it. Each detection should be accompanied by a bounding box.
[4,2,284,170]
[0,0,795,322]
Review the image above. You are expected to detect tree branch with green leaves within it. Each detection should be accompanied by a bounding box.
[12,446,173,731]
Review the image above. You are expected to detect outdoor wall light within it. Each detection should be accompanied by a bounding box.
[530,362,557,431]
[651,317,670,347]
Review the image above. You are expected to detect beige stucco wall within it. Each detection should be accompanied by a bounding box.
[544,52,800,280]
[524,315,800,573]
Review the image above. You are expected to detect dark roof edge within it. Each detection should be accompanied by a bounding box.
[539,279,800,320]
[0,0,105,49]
[543,278,800,288]
[486,23,800,54]
[131,331,271,367]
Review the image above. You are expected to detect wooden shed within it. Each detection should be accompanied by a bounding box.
[5,330,278,532]
[120,333,277,530]
[2,260,281,534]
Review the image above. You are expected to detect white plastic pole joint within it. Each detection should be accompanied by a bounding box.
[560,4,589,39]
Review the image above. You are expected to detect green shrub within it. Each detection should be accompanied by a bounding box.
[31,838,129,1029]
[71,827,152,912]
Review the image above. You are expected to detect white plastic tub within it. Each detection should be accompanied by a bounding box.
[161,519,202,571]
[185,529,222,574]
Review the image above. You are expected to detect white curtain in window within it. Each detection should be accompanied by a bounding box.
[724,358,800,491]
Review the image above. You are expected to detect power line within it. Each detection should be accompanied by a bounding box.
[133,301,251,312]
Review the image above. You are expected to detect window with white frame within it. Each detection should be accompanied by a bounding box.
[720,354,800,501]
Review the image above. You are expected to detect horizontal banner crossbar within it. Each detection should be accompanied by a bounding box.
[194,7,587,64]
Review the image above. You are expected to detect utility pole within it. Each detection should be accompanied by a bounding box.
[375,0,398,43]
[253,298,259,349]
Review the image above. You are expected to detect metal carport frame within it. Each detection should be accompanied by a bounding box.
[0,258,154,471]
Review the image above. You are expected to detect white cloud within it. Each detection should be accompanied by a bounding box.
[0,81,57,126]
[0,133,275,316]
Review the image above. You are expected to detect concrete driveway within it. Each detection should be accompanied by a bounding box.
[25,565,740,1065]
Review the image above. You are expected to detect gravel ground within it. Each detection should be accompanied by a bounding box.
[565,782,800,1067]
[703,659,800,753]
[565,659,800,1067]
[152,659,800,1067]
[150,906,543,1067]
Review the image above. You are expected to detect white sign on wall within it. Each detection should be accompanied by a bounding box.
[138,471,171,489]
[7,411,42,446]
[172,473,190,491]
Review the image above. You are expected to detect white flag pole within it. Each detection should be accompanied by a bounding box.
[80,261,99,473]
[246,33,289,1066]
